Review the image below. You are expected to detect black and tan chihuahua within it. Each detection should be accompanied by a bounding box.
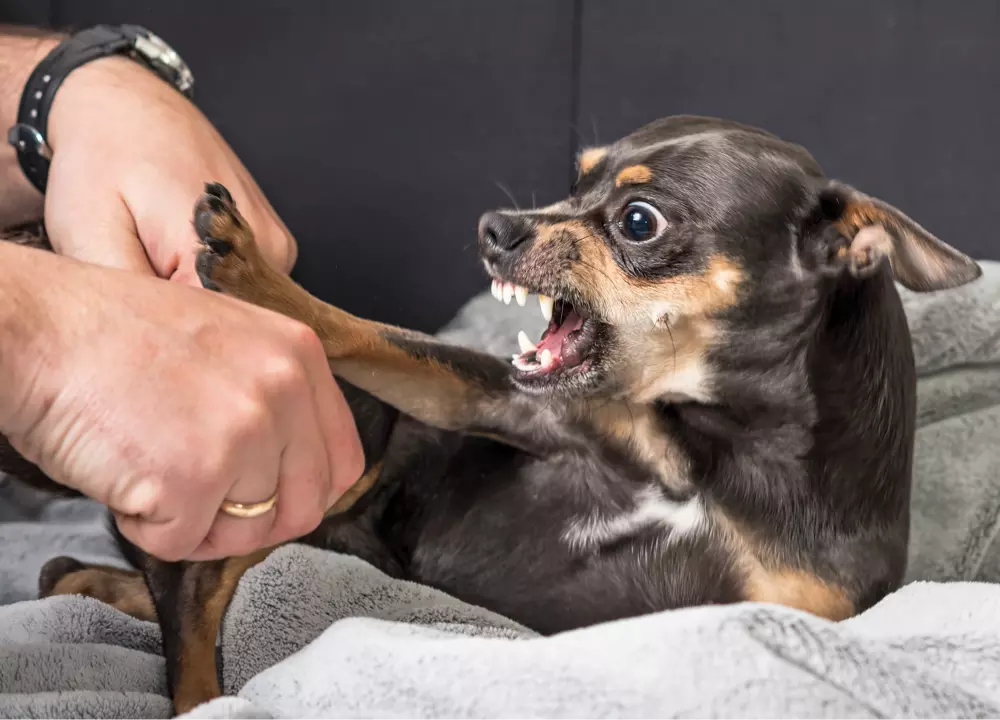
[3,115,981,713]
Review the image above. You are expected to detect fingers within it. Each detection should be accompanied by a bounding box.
[302,339,365,506]
[186,402,283,561]
[44,159,157,276]
[107,311,356,563]
[115,512,204,562]
[262,413,329,547]
[189,325,340,560]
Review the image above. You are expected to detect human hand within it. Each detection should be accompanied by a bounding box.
[43,54,295,284]
[1,246,363,561]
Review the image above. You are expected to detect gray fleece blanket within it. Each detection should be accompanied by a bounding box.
[1,263,999,718]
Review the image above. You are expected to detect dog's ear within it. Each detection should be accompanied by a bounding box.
[808,181,981,292]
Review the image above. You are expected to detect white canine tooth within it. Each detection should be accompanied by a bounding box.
[503,283,513,305]
[539,348,554,368]
[514,285,528,307]
[517,331,536,353]
[491,279,501,301]
[539,294,554,322]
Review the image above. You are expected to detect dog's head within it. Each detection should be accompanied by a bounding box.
[478,115,981,400]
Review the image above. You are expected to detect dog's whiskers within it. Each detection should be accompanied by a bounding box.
[495,182,520,211]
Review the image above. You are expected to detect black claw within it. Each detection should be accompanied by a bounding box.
[206,194,227,214]
[38,556,85,597]
[195,250,221,291]
[206,236,231,256]
[193,203,233,257]
[204,182,234,206]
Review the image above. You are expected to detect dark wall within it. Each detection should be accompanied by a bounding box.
[3,1,997,331]
[577,0,1000,276]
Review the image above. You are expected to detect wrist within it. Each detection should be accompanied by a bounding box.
[0,28,62,136]
[0,29,61,214]
[46,54,156,153]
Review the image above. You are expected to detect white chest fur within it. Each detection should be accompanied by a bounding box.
[562,486,708,553]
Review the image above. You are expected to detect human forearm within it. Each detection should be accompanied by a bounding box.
[0,26,61,224]
[0,240,61,434]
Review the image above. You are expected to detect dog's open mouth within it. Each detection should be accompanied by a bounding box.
[490,280,599,381]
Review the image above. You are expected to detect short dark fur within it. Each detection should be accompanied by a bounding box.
[3,118,981,714]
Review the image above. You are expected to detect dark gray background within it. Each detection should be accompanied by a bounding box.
[3,1,997,331]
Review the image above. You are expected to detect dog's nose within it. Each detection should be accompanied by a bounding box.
[478,211,532,257]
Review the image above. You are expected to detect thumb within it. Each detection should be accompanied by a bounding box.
[44,186,156,276]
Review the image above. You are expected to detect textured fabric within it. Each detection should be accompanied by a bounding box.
[191,573,1000,719]
[1,263,999,717]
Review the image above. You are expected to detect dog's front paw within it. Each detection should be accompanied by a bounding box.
[194,182,263,296]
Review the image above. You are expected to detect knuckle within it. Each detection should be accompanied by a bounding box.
[114,476,165,518]
[285,320,325,359]
[260,352,308,395]
[226,394,272,444]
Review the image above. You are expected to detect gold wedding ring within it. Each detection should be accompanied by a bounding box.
[220,492,278,519]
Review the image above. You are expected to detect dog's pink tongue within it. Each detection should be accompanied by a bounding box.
[538,309,584,361]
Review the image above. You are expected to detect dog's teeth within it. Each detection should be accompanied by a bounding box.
[491,280,502,301]
[539,348,554,368]
[514,285,528,307]
[503,283,513,305]
[539,295,553,322]
[511,354,538,372]
[517,331,536,353]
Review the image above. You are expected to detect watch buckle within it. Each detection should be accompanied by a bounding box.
[7,123,52,160]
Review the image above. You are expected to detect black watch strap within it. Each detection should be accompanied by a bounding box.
[7,24,194,194]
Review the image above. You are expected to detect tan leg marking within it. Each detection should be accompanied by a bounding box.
[45,565,157,622]
[326,461,383,516]
[173,549,271,714]
[196,193,512,434]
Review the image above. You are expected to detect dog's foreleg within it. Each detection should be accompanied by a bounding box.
[192,184,567,454]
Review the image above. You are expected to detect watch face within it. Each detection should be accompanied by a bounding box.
[134,32,194,97]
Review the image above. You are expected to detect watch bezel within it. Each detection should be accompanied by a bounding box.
[132,30,194,98]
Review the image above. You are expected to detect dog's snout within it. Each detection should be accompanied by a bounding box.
[478,212,532,258]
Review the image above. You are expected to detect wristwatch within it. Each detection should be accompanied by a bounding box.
[6,24,194,194]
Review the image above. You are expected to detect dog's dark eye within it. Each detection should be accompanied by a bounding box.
[618,201,666,242]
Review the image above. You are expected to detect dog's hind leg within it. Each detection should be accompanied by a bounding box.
[192,183,571,454]
[137,551,271,714]
[39,548,270,714]
[38,557,157,621]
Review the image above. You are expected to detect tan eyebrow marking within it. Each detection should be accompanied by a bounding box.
[615,165,653,188]
[577,147,608,176]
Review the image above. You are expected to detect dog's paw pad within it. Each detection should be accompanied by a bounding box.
[38,556,85,597]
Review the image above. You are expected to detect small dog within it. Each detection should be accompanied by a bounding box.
[6,115,981,713]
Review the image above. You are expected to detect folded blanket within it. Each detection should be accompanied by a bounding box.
[8,547,1000,719]
[1,262,999,718]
